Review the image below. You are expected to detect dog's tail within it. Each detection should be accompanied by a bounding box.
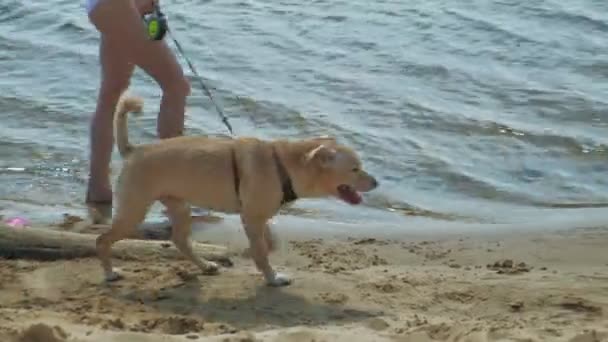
[114,93,144,158]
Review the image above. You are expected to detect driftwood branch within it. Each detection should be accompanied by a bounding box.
[0,225,233,267]
[71,221,174,241]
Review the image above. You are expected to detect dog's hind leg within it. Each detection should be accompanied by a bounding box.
[264,222,278,253]
[160,197,219,276]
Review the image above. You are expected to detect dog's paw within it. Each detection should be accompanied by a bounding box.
[266,272,292,287]
[104,271,123,282]
[201,262,220,276]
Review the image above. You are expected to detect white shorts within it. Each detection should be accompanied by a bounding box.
[85,0,100,14]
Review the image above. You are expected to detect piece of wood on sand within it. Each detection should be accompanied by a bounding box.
[0,224,233,267]
[56,213,223,241]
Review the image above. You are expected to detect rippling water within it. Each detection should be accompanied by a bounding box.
[0,0,607,228]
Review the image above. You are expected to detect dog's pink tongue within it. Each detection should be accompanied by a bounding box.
[338,185,362,205]
[349,192,362,205]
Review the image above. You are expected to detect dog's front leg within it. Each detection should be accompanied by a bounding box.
[241,216,291,287]
[264,221,278,253]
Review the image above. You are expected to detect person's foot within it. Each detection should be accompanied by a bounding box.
[86,182,113,224]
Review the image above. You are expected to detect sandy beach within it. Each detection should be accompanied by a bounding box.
[1,215,607,342]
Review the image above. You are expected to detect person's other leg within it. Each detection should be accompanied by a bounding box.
[91,0,189,138]
[142,39,190,139]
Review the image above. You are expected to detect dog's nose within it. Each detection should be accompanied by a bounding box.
[371,177,379,189]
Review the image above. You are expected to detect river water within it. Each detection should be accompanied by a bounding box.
[1,0,607,231]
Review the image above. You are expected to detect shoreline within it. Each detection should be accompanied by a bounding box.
[1,217,607,342]
[5,196,608,240]
[5,201,608,238]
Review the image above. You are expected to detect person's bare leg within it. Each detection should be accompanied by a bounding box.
[86,36,135,223]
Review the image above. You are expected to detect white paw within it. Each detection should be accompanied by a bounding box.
[202,261,220,276]
[104,270,123,282]
[266,272,292,287]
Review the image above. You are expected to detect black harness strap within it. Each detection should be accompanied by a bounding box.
[272,148,298,205]
[232,148,241,203]
[231,147,298,206]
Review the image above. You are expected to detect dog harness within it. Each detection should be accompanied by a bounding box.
[231,147,298,207]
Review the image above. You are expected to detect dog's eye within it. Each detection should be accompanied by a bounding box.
[352,167,360,173]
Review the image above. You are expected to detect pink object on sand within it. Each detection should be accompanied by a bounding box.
[5,217,30,228]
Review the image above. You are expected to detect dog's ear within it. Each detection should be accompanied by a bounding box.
[304,144,336,167]
[312,135,337,146]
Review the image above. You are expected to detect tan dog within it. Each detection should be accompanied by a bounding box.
[96,94,379,286]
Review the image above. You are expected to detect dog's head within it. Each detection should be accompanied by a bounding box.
[295,137,378,205]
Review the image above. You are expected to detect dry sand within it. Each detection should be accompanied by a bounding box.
[0,216,607,342]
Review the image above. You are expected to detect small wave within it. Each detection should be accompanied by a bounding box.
[322,15,348,23]
[365,194,478,222]
[417,154,541,207]
[0,29,97,65]
[223,95,311,135]
[54,18,88,34]
[540,7,608,34]
[0,1,29,24]
[401,97,605,158]
[232,0,254,9]
[0,164,81,179]
[0,137,84,166]
[443,8,540,46]
[269,8,295,16]
[464,121,591,154]
[0,94,86,128]
[575,60,608,79]
[537,202,608,209]
[401,62,451,80]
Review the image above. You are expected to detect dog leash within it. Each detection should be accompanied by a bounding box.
[143,2,236,136]
[169,30,235,136]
